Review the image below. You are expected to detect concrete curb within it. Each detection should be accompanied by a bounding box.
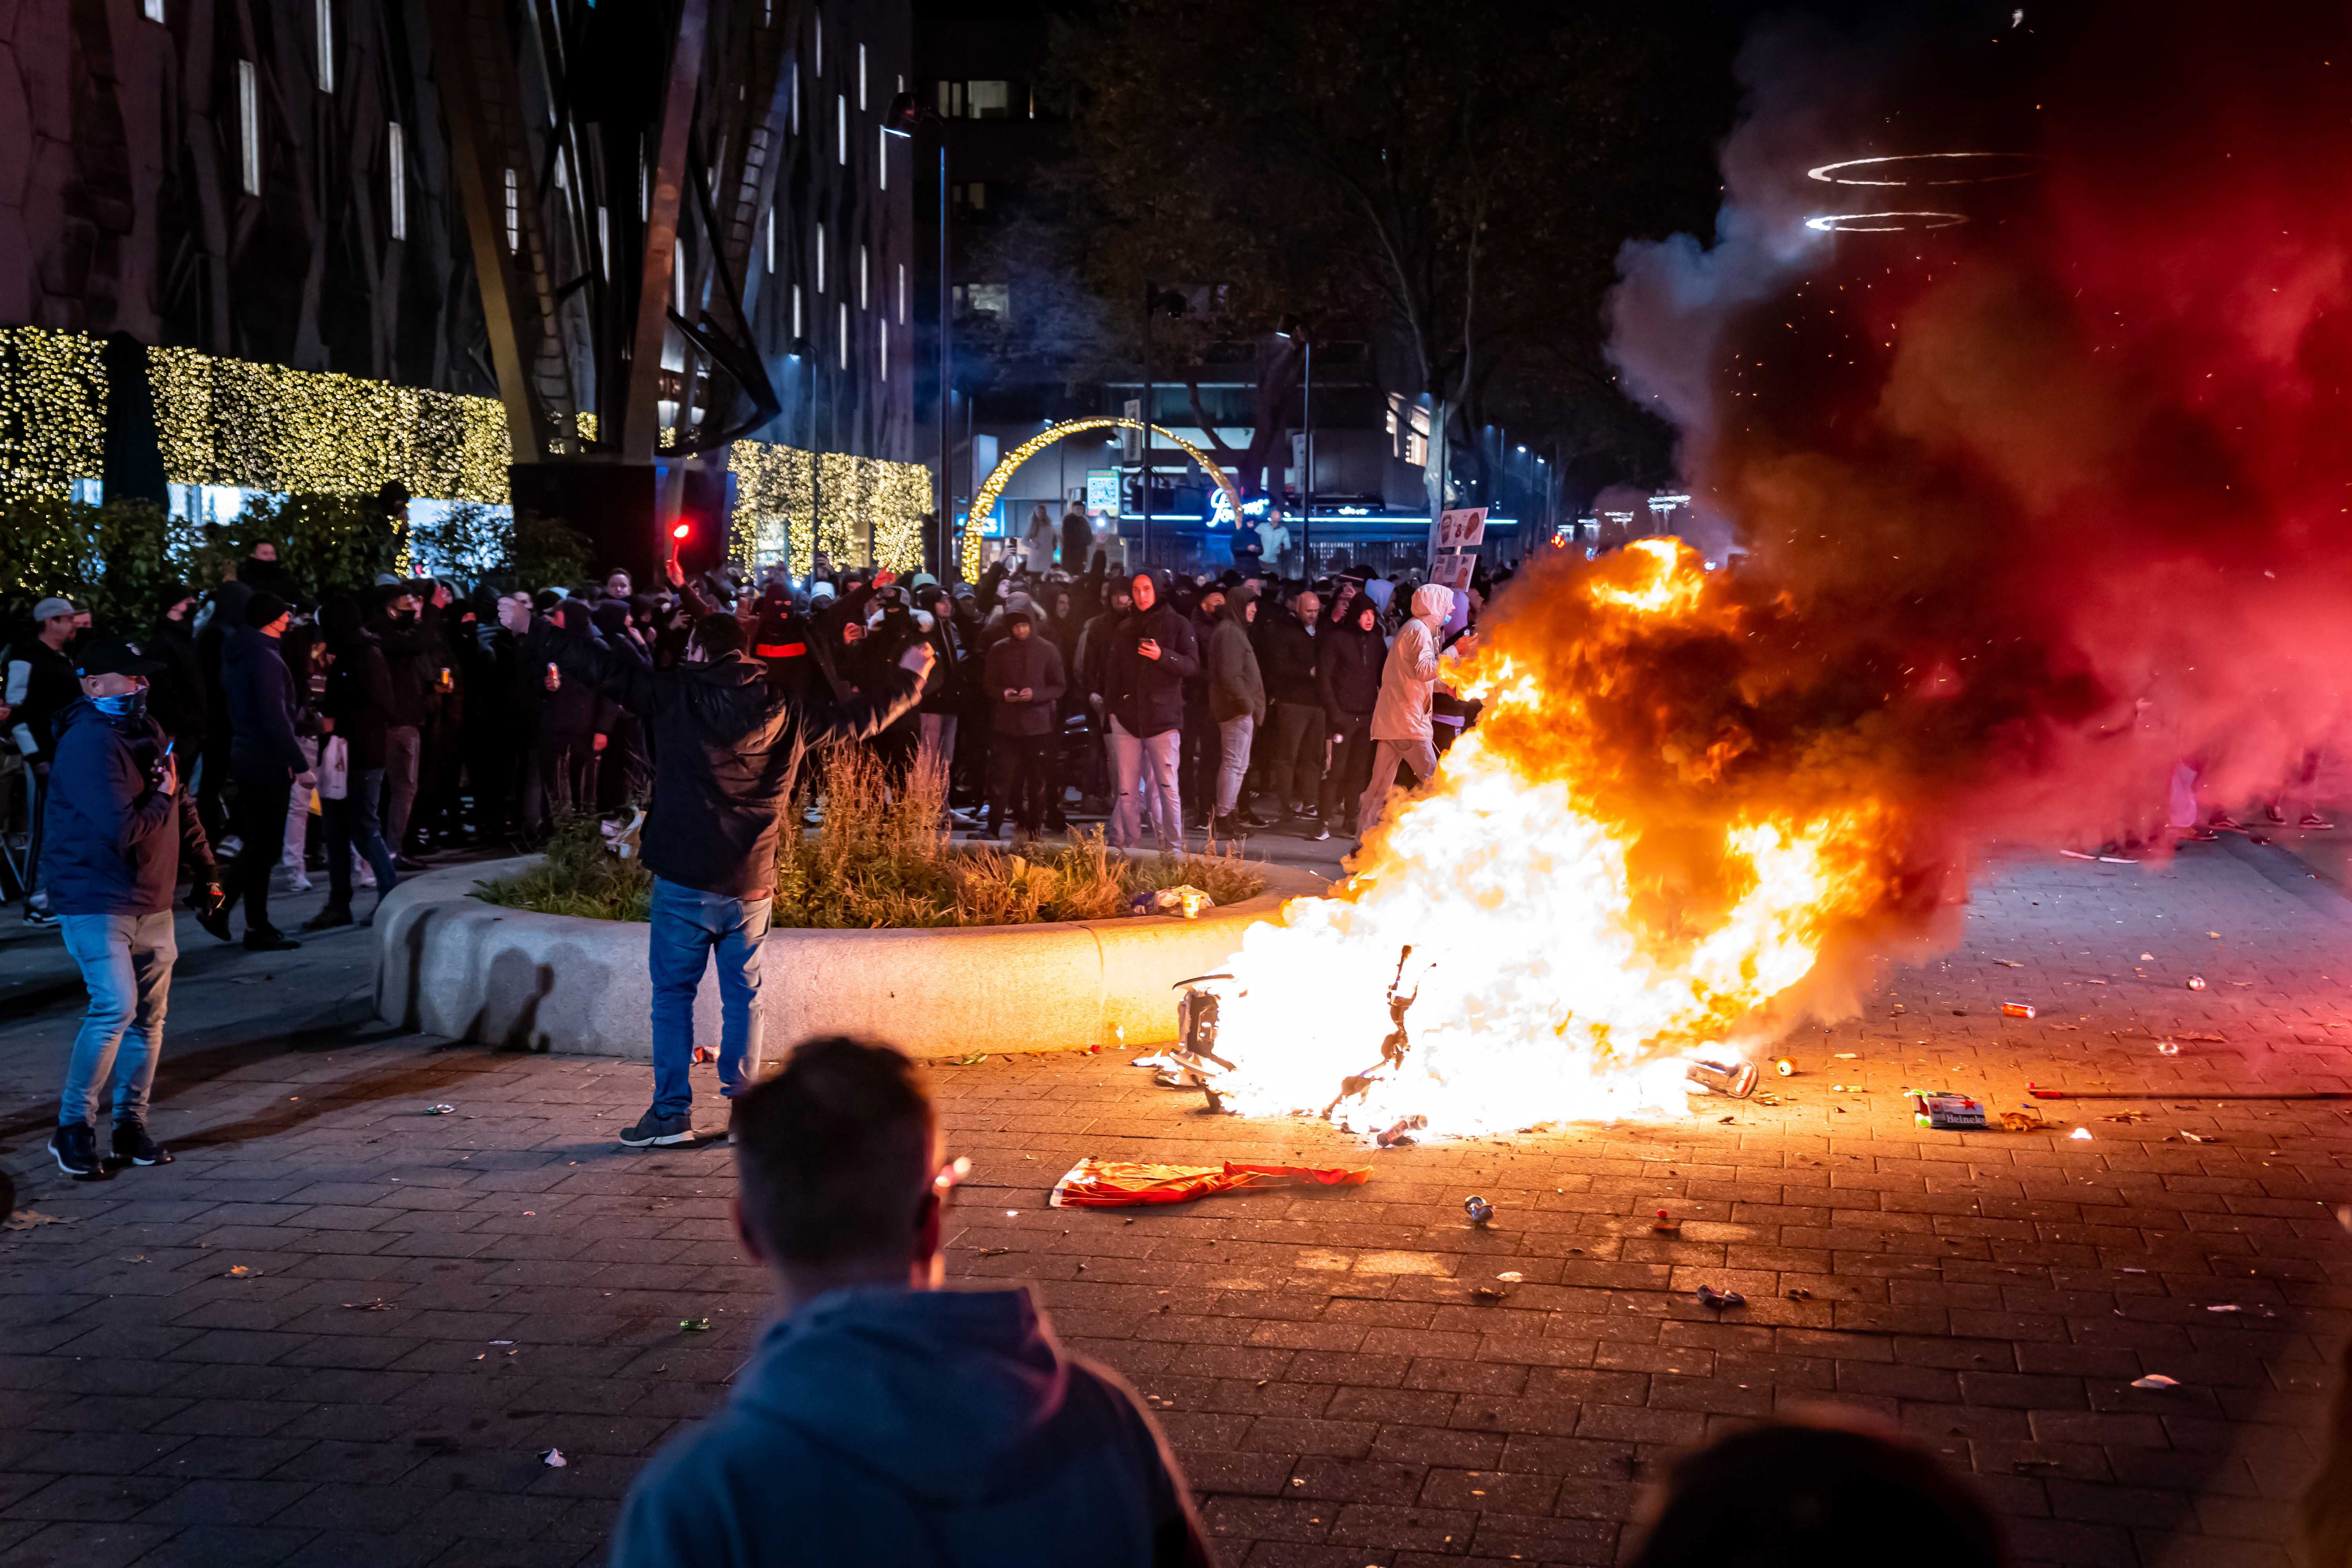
[372,855,1327,1058]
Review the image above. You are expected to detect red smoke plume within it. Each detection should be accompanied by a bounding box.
[1598,4,2352,876]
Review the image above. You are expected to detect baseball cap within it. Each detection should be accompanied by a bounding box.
[76,637,165,679]
[33,596,77,623]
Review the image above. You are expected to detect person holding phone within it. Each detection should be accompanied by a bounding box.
[1099,572,1200,853]
[40,639,223,1176]
[980,605,1065,842]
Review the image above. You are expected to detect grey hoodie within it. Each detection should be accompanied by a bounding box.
[611,1285,1211,1568]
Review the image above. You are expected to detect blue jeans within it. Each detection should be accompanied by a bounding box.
[324,765,400,908]
[58,911,177,1128]
[648,876,771,1118]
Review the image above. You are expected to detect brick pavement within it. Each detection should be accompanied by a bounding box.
[1,838,2349,1566]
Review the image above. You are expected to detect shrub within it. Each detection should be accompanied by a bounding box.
[474,745,1268,927]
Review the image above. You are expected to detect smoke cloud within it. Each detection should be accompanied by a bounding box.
[1587,3,2352,875]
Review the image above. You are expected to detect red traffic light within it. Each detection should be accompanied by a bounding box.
[671,522,691,540]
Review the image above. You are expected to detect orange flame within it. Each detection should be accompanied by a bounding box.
[1210,538,1903,1136]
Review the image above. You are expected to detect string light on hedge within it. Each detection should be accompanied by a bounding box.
[0,328,105,503]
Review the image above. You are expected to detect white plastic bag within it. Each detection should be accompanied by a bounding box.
[318,735,350,800]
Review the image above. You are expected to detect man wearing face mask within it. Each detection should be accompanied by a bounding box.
[531,603,934,1148]
[40,639,225,1177]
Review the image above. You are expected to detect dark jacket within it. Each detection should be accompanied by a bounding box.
[611,1286,1211,1568]
[371,607,434,729]
[1100,601,1200,740]
[1207,587,1266,725]
[4,637,80,763]
[1254,606,1319,708]
[39,701,206,916]
[144,615,208,742]
[1318,617,1386,726]
[537,619,921,899]
[222,625,306,775]
[322,628,398,772]
[1060,512,1093,571]
[985,626,1067,737]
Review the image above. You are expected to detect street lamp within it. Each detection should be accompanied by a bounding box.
[885,92,953,579]
[1275,323,1312,574]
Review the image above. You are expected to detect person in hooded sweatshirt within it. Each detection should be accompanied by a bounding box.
[218,591,308,951]
[980,605,1065,841]
[1357,583,1473,845]
[610,1035,1213,1568]
[1205,583,1265,840]
[40,639,224,1177]
[1317,596,1386,841]
[531,605,931,1148]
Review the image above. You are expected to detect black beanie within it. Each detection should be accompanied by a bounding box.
[245,590,290,629]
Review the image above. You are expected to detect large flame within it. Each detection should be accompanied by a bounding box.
[1211,539,1905,1136]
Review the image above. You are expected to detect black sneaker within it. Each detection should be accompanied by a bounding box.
[24,906,57,929]
[619,1110,695,1148]
[243,928,301,951]
[48,1122,99,1177]
[113,1121,171,1167]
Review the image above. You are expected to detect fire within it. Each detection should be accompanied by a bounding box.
[1206,537,1904,1137]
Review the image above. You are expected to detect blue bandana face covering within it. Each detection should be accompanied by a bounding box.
[92,688,148,725]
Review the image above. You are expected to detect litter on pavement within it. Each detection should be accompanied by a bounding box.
[1048,1158,1371,1209]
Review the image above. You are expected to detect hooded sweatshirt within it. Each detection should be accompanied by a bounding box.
[1369,584,1454,743]
[1206,584,1265,725]
[612,1286,1210,1568]
[39,700,209,915]
[984,617,1067,737]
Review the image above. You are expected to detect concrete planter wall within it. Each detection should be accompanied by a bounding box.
[373,856,1327,1059]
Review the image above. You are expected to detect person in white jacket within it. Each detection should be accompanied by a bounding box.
[1356,583,1466,840]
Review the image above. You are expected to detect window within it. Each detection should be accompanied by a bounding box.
[236,60,261,194]
[765,209,775,274]
[837,94,846,164]
[791,64,800,133]
[961,283,1009,320]
[673,240,685,314]
[859,244,868,309]
[387,121,407,240]
[965,80,1010,118]
[879,321,887,382]
[838,303,848,369]
[952,181,987,211]
[315,0,334,91]
[597,205,609,276]
[813,9,822,74]
[897,262,906,323]
[142,0,163,20]
[816,223,825,292]
[858,43,867,109]
[504,167,519,251]
[793,283,804,340]
[878,125,887,190]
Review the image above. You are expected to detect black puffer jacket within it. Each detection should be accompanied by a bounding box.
[535,618,922,899]
[1255,608,1319,708]
[1099,601,1200,740]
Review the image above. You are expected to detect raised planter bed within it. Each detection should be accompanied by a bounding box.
[373,855,1327,1058]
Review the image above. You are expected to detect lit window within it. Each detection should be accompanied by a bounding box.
[816,223,825,292]
[791,65,800,133]
[897,262,906,323]
[143,0,163,19]
[673,240,685,314]
[938,80,954,115]
[813,9,822,74]
[765,209,775,274]
[315,0,334,91]
[596,206,608,276]
[504,167,519,252]
[837,93,846,163]
[793,283,804,339]
[879,321,887,382]
[236,60,261,194]
[839,303,848,369]
[858,43,867,109]
[965,80,1009,119]
[878,125,887,189]
[966,283,1009,320]
[859,244,868,309]
[387,121,407,240]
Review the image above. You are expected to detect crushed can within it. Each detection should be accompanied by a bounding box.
[2000,1002,2035,1019]
[1911,1091,1987,1131]
[1683,1052,1759,1100]
[1463,1194,1495,1226]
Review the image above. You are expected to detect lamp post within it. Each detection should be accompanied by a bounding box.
[885,93,952,579]
[1274,324,1311,574]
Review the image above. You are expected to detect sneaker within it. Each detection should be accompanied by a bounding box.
[2303,813,2337,829]
[48,1122,99,1177]
[1307,822,1331,842]
[302,904,354,931]
[2209,813,2241,832]
[619,1109,695,1148]
[24,906,58,929]
[112,1121,171,1167]
[243,929,302,952]
[2266,804,2288,823]
[356,864,378,890]
[282,870,314,894]
[218,835,243,858]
